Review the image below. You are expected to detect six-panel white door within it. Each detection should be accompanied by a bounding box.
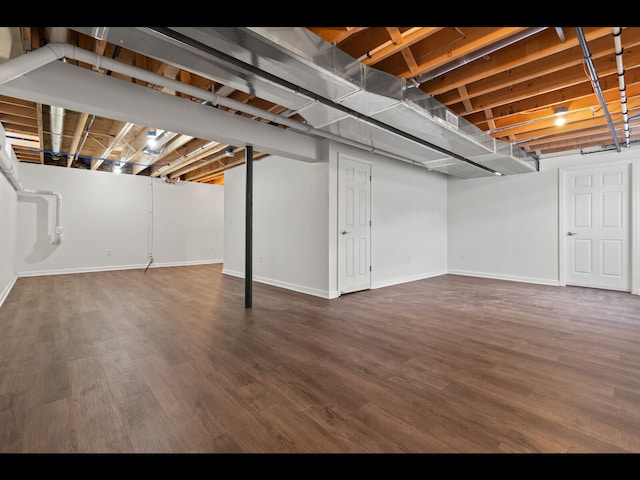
[564,163,630,292]
[338,156,371,295]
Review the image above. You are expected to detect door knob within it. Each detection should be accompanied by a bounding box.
[341,230,350,235]
[567,231,577,236]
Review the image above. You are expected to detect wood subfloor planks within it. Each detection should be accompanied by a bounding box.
[1,264,640,453]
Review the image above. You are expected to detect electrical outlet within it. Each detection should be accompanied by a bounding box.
[107,249,112,256]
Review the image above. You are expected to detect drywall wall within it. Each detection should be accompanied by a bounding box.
[151,179,224,267]
[223,154,330,298]
[370,154,448,289]
[448,148,639,291]
[0,172,17,305]
[325,141,449,297]
[16,163,224,276]
[447,167,558,285]
[224,143,449,299]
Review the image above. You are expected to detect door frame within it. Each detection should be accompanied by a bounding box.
[558,158,639,294]
[337,153,372,296]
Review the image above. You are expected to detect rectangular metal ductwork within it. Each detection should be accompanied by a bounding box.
[70,26,538,178]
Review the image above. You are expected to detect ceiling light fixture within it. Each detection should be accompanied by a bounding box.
[554,106,568,126]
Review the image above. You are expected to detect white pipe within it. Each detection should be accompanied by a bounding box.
[0,42,441,172]
[0,122,63,245]
[613,27,630,148]
[50,105,64,154]
[413,27,547,85]
[0,146,23,191]
[576,27,620,152]
[19,189,63,245]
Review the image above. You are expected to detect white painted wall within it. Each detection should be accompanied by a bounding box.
[0,173,17,305]
[224,143,449,299]
[223,154,330,298]
[448,148,640,292]
[16,163,223,276]
[370,154,448,289]
[10,138,638,305]
[326,141,448,296]
[325,142,447,298]
[151,179,224,267]
[447,168,559,285]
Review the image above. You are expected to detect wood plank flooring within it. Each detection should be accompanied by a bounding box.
[1,264,640,453]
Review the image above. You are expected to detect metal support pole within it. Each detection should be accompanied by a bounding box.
[245,145,253,308]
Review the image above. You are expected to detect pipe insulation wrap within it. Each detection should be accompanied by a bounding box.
[1,117,64,244]
[0,41,449,172]
[0,43,63,85]
[0,123,23,190]
[50,106,65,153]
[19,189,64,245]
[0,147,23,191]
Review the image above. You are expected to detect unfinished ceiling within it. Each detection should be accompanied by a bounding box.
[0,26,637,183]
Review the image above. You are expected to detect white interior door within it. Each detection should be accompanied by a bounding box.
[338,156,371,295]
[563,163,630,292]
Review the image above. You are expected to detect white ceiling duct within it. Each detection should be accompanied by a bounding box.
[49,105,64,155]
[46,28,69,159]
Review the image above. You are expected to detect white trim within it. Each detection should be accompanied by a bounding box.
[222,268,331,299]
[17,259,223,277]
[337,152,372,296]
[633,160,640,295]
[148,259,223,268]
[0,275,17,307]
[448,269,561,286]
[558,158,636,294]
[558,166,566,287]
[372,269,448,290]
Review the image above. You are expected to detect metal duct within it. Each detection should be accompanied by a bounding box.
[49,105,64,155]
[0,41,475,174]
[46,28,68,159]
[70,26,538,178]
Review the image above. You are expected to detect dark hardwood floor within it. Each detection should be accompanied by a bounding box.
[1,264,639,453]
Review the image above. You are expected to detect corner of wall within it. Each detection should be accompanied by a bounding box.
[0,275,17,308]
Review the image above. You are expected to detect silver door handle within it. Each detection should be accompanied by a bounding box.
[567,231,577,236]
[341,230,350,235]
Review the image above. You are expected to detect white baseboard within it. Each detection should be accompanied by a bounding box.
[17,259,223,278]
[149,259,223,268]
[372,269,448,290]
[222,268,331,299]
[447,269,560,286]
[0,275,17,308]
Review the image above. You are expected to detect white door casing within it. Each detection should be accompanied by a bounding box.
[560,161,631,292]
[338,155,371,295]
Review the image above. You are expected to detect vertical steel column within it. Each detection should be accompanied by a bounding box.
[245,145,253,308]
